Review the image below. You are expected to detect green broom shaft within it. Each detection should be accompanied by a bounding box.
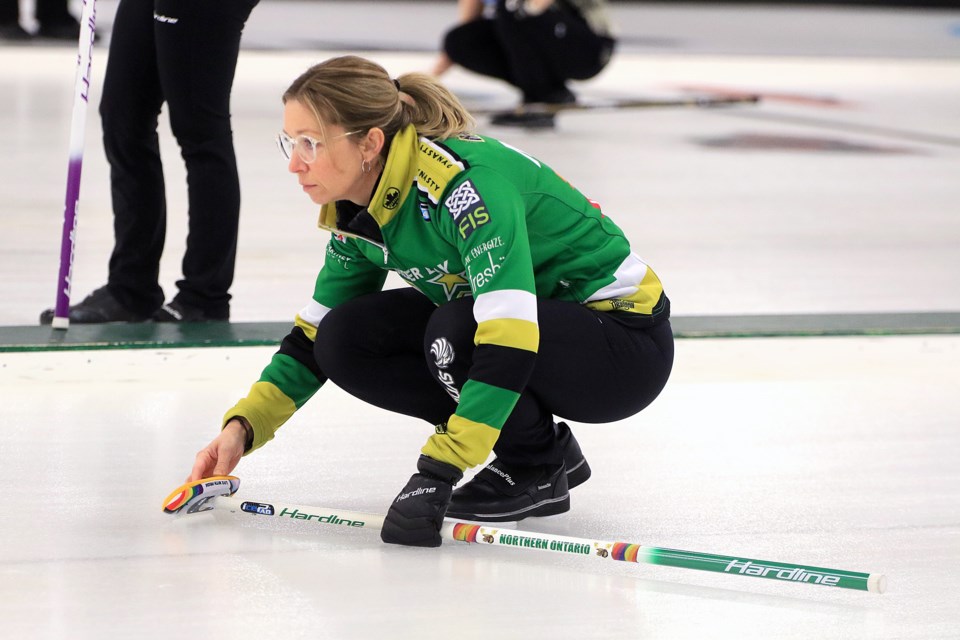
[215,498,884,593]
[443,522,884,593]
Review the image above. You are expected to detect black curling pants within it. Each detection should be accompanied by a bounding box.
[443,0,615,103]
[100,0,258,317]
[314,288,673,468]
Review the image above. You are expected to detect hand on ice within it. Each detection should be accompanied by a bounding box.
[188,419,249,482]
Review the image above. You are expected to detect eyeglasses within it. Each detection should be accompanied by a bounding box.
[276,130,361,164]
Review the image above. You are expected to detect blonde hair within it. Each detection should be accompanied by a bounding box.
[282,55,475,158]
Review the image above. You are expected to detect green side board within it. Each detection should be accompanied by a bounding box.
[1,312,958,353]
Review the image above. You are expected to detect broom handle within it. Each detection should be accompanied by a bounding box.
[215,496,886,594]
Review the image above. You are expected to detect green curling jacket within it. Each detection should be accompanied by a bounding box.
[224,125,667,471]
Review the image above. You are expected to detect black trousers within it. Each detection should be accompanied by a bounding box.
[443,0,615,103]
[100,0,258,317]
[315,288,673,467]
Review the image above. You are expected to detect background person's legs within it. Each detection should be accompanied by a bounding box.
[100,0,167,317]
[155,0,259,320]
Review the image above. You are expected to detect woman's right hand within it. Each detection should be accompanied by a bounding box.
[188,419,248,482]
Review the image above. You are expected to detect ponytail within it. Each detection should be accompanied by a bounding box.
[393,71,475,139]
[283,56,475,154]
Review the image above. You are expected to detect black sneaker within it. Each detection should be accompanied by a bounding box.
[489,88,577,130]
[528,87,577,106]
[153,299,229,322]
[39,285,151,325]
[446,459,570,522]
[556,421,591,489]
[0,23,33,41]
[489,110,557,129]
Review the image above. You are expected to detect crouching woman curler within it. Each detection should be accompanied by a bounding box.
[187,55,673,547]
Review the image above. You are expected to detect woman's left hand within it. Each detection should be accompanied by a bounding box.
[380,455,463,547]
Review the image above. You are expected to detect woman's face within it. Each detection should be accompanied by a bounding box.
[282,98,367,206]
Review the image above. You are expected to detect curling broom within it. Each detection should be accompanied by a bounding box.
[51,0,98,329]
[163,476,886,594]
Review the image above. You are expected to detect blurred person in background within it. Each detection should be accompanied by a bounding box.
[433,0,616,128]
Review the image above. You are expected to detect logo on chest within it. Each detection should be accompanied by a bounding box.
[396,260,471,301]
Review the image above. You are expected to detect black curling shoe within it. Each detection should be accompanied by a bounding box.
[152,299,229,322]
[446,459,570,523]
[39,285,150,325]
[447,422,591,522]
[489,110,557,129]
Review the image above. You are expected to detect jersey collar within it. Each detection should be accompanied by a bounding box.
[317,124,418,233]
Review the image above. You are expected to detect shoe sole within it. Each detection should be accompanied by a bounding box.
[566,457,591,490]
[446,494,570,523]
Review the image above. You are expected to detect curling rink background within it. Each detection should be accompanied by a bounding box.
[2,336,959,638]
[2,0,960,637]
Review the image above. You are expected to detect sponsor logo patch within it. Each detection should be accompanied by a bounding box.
[383,187,401,210]
[241,501,276,516]
[468,252,503,290]
[397,486,437,502]
[444,180,483,221]
[430,337,460,401]
[430,337,455,369]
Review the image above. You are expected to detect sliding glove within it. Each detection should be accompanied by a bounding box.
[381,455,463,547]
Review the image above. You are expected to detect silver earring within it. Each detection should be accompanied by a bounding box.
[361,159,371,174]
